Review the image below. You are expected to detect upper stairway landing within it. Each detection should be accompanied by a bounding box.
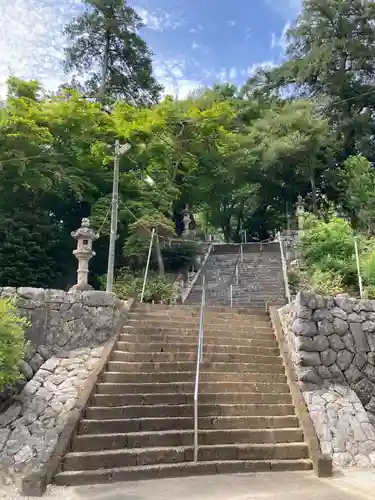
[185,243,286,309]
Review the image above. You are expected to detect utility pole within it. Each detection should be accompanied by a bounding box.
[106,140,131,292]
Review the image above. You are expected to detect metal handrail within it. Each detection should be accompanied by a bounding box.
[194,274,205,462]
[140,228,155,303]
[227,247,242,308]
[277,231,291,304]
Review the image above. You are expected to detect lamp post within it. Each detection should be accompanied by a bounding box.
[106,140,131,293]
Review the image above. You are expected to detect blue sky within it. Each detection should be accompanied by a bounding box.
[0,0,302,99]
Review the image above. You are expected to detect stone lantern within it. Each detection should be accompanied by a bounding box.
[295,195,306,230]
[182,205,191,238]
[70,218,99,291]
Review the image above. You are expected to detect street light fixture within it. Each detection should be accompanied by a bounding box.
[106,140,131,292]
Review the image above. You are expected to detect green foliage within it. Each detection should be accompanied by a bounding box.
[111,269,177,303]
[307,269,346,296]
[161,242,198,272]
[0,299,28,391]
[299,214,358,292]
[340,155,375,232]
[287,268,301,295]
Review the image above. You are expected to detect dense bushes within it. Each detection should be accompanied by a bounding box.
[123,237,199,274]
[298,214,357,294]
[161,242,198,272]
[295,214,375,297]
[111,269,177,303]
[0,298,28,391]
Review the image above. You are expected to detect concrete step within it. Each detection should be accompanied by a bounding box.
[129,315,270,326]
[118,333,278,347]
[96,381,291,394]
[120,328,276,342]
[127,319,272,330]
[55,458,313,486]
[136,304,267,315]
[110,351,281,365]
[85,403,296,420]
[72,428,304,452]
[91,392,293,407]
[79,415,300,434]
[133,310,269,321]
[101,371,287,384]
[115,341,280,355]
[62,443,309,471]
[107,360,284,374]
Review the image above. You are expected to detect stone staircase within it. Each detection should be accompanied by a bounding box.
[55,304,312,486]
[185,243,285,309]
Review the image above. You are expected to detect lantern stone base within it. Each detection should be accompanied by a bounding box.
[69,283,94,292]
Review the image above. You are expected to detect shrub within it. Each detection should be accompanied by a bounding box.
[161,242,199,272]
[299,214,358,291]
[308,269,346,296]
[0,298,28,391]
[287,268,301,295]
[109,269,178,304]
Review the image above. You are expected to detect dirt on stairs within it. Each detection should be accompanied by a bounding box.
[54,304,312,486]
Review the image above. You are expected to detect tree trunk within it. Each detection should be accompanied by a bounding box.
[310,169,317,214]
[99,30,110,103]
[154,232,165,277]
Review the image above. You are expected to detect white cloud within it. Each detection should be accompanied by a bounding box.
[229,67,237,80]
[135,6,183,32]
[247,60,277,77]
[0,0,81,98]
[228,20,236,27]
[136,8,163,31]
[191,41,201,50]
[0,0,192,102]
[265,0,302,18]
[153,59,202,100]
[244,28,252,41]
[270,21,291,52]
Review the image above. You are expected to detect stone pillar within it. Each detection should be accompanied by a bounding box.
[295,195,306,230]
[182,205,191,238]
[70,218,99,291]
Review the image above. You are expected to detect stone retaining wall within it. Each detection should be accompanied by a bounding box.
[0,287,132,484]
[0,347,104,482]
[279,291,375,468]
[0,287,128,407]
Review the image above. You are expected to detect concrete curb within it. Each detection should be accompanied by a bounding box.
[269,306,333,478]
[21,298,136,496]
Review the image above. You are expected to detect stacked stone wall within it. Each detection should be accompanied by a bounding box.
[279,291,375,468]
[0,287,130,482]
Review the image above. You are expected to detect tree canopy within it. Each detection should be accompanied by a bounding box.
[2,0,375,288]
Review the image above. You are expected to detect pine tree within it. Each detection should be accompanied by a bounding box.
[256,0,375,160]
[63,0,162,105]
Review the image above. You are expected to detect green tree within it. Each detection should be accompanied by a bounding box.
[63,0,162,105]
[255,0,375,160]
[340,155,375,232]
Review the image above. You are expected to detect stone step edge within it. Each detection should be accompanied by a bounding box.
[115,341,278,348]
[86,403,295,411]
[55,459,313,485]
[64,442,309,459]
[75,427,304,439]
[108,360,283,368]
[102,371,286,377]
[93,391,292,398]
[110,352,282,361]
[80,415,299,424]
